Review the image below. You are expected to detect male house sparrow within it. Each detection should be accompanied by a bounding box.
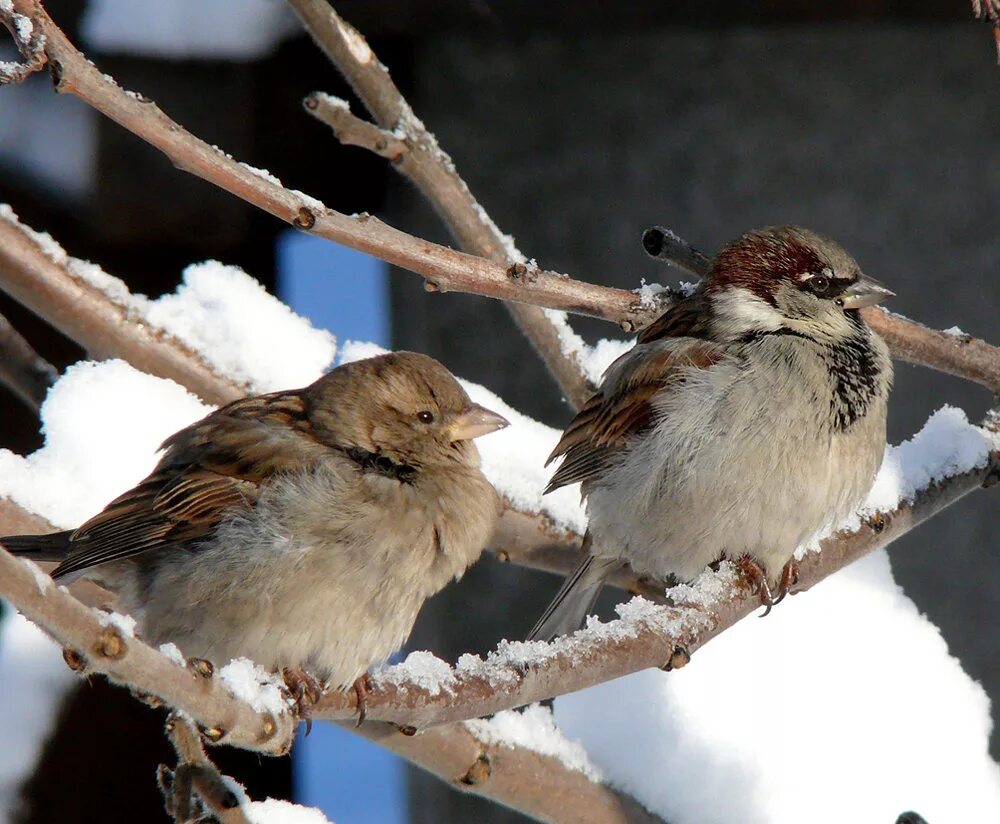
[3,352,508,706]
[529,226,893,642]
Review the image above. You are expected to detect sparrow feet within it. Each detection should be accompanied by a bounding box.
[282,667,324,735]
[736,555,775,616]
[353,673,374,727]
[772,558,799,606]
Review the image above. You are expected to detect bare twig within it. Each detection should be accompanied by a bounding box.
[972,0,1000,62]
[0,310,57,412]
[292,0,593,406]
[0,0,45,85]
[162,716,252,824]
[304,93,407,160]
[3,3,999,397]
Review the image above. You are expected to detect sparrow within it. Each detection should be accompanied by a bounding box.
[3,352,508,709]
[528,226,893,642]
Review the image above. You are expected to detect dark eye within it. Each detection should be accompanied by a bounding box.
[809,275,830,294]
[417,411,435,424]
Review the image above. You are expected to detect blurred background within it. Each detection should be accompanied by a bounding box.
[0,1,998,822]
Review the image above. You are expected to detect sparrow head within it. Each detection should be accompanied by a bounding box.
[305,352,508,470]
[706,226,894,342]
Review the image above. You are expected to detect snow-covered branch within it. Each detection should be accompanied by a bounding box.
[0,207,245,407]
[290,0,594,408]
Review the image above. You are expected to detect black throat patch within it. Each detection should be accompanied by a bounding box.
[343,446,418,484]
[820,326,882,432]
[741,320,883,432]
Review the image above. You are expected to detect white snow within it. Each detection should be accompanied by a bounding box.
[465,704,602,782]
[158,643,187,668]
[218,658,290,716]
[223,777,334,824]
[143,261,337,393]
[375,650,455,696]
[0,360,211,528]
[943,325,967,338]
[239,162,283,187]
[97,610,137,638]
[554,550,1000,823]
[81,0,301,60]
[0,610,76,824]
[861,405,996,516]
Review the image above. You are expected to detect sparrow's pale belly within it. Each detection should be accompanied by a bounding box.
[585,351,888,583]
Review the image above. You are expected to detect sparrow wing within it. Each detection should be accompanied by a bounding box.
[51,391,324,580]
[545,331,724,494]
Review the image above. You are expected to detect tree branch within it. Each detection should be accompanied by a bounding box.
[291,0,594,406]
[348,719,663,823]
[0,208,245,406]
[0,310,57,412]
[3,2,999,397]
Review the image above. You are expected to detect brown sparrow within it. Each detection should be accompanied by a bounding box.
[3,352,508,701]
[529,226,893,641]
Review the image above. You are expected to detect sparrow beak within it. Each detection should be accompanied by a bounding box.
[839,275,895,309]
[448,404,509,442]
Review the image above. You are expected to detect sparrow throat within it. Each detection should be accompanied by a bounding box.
[342,446,418,484]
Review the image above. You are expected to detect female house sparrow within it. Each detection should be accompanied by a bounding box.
[529,226,893,642]
[3,352,508,706]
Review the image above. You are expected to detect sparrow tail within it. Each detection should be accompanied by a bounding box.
[526,537,619,643]
[1,531,72,563]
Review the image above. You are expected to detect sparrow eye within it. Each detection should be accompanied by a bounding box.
[417,411,435,424]
[809,275,830,294]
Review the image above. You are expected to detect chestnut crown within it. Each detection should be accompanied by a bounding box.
[706,226,893,340]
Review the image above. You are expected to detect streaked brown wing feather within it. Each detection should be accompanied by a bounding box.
[545,338,723,494]
[52,391,322,580]
[635,290,711,345]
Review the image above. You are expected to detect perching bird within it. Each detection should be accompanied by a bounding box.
[3,352,508,707]
[528,226,893,642]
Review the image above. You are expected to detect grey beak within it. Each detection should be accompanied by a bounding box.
[839,275,895,310]
[448,404,509,442]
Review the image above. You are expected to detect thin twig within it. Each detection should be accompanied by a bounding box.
[162,715,253,824]
[304,93,407,160]
[291,0,593,406]
[3,3,999,397]
[0,310,58,412]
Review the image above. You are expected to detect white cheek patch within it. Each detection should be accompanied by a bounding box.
[712,287,786,332]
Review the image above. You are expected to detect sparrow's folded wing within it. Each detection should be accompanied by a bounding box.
[545,335,723,494]
[51,391,326,580]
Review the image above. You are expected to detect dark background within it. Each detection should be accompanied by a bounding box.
[1,2,997,822]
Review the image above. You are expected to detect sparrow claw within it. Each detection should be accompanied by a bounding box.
[772,558,800,606]
[353,673,373,727]
[736,555,775,616]
[282,667,324,735]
